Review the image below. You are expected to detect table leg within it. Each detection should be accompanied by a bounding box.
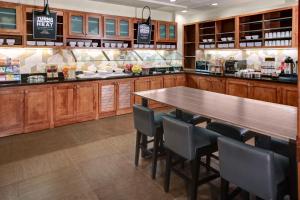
[141,97,148,158]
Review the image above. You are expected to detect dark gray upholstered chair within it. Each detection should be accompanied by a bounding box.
[218,137,289,200]
[168,109,211,125]
[133,104,166,179]
[206,122,254,142]
[163,116,220,200]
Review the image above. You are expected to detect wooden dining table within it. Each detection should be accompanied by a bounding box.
[134,86,298,199]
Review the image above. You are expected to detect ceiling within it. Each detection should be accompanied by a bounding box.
[90,0,274,13]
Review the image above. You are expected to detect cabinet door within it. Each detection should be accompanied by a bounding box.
[68,12,86,37]
[249,82,281,104]
[134,78,150,105]
[168,23,177,42]
[164,75,176,88]
[226,79,249,98]
[175,74,186,86]
[76,82,98,121]
[118,17,132,39]
[282,86,298,106]
[210,77,226,94]
[187,75,199,89]
[86,14,102,38]
[157,22,167,41]
[53,84,76,127]
[0,3,22,34]
[198,76,212,91]
[24,87,51,133]
[99,81,117,118]
[0,88,24,137]
[150,77,164,108]
[103,16,117,39]
[116,79,134,115]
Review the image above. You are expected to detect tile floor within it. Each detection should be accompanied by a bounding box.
[0,113,239,200]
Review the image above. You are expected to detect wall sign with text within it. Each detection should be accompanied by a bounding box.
[33,11,57,40]
[137,23,152,44]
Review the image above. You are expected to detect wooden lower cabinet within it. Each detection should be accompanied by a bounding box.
[53,84,76,127]
[175,74,186,86]
[99,80,117,118]
[282,85,298,106]
[163,75,176,88]
[24,86,52,133]
[149,76,164,108]
[134,77,150,105]
[187,74,199,88]
[0,87,24,137]
[226,79,250,98]
[198,76,211,91]
[210,77,226,94]
[76,82,98,121]
[116,79,135,115]
[249,82,281,104]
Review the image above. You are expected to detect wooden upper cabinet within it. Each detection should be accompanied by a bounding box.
[0,2,23,35]
[168,22,177,42]
[99,80,117,117]
[24,86,52,133]
[68,11,102,38]
[157,21,177,42]
[0,88,24,136]
[76,82,98,121]
[103,16,132,39]
[157,21,168,41]
[53,84,76,127]
[103,16,118,39]
[86,14,102,38]
[68,11,86,37]
[116,79,134,115]
[118,17,132,39]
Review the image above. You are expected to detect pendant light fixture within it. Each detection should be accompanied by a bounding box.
[42,0,51,15]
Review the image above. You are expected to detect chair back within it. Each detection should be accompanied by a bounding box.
[218,137,277,200]
[163,116,195,160]
[133,104,156,137]
[207,122,246,141]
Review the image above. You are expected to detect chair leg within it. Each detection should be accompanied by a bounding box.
[221,178,229,200]
[206,155,211,172]
[164,149,172,192]
[190,153,201,200]
[151,133,160,179]
[135,131,142,167]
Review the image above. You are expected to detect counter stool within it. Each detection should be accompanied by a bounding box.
[162,116,220,200]
[133,104,166,179]
[218,137,289,200]
[168,109,211,125]
[206,122,254,142]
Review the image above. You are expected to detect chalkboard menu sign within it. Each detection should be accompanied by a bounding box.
[33,11,57,40]
[137,23,152,44]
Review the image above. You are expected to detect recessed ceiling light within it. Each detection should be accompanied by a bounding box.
[181,10,188,13]
[170,0,176,2]
[211,3,218,6]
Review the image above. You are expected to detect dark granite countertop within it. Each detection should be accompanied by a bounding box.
[184,70,298,85]
[0,72,185,88]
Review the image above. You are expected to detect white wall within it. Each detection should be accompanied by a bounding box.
[2,0,173,21]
